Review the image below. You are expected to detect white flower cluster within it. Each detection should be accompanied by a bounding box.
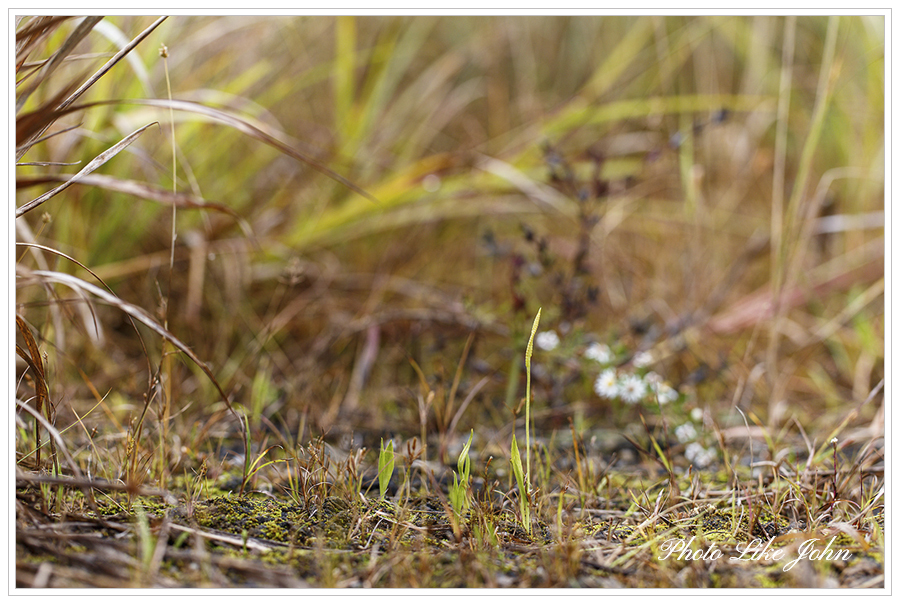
[592,367,679,405]
[675,417,716,468]
[684,442,717,468]
[584,342,613,364]
[535,330,560,351]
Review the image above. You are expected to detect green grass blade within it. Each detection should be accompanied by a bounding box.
[378,438,395,500]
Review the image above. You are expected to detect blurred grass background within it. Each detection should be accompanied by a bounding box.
[15,15,884,461]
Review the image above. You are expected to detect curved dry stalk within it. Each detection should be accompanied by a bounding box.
[16,173,254,238]
[16,242,112,291]
[16,122,159,217]
[16,242,153,372]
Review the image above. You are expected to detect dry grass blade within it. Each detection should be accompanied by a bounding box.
[16,122,158,217]
[16,174,253,237]
[167,524,274,553]
[15,16,103,112]
[130,98,378,203]
[16,241,116,295]
[15,16,72,59]
[16,315,48,466]
[15,79,85,150]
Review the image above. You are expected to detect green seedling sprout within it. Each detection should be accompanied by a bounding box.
[525,307,541,488]
[449,429,474,517]
[239,413,252,495]
[378,438,395,500]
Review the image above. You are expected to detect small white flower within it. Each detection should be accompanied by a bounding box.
[690,408,704,423]
[584,342,612,364]
[632,351,653,368]
[675,422,697,443]
[644,371,662,385]
[653,383,678,405]
[594,369,619,399]
[619,373,647,404]
[685,442,717,468]
[535,330,560,351]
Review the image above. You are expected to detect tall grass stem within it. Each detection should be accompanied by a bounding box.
[160,44,177,489]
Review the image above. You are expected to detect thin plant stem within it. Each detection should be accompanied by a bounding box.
[525,307,541,490]
[159,44,177,490]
